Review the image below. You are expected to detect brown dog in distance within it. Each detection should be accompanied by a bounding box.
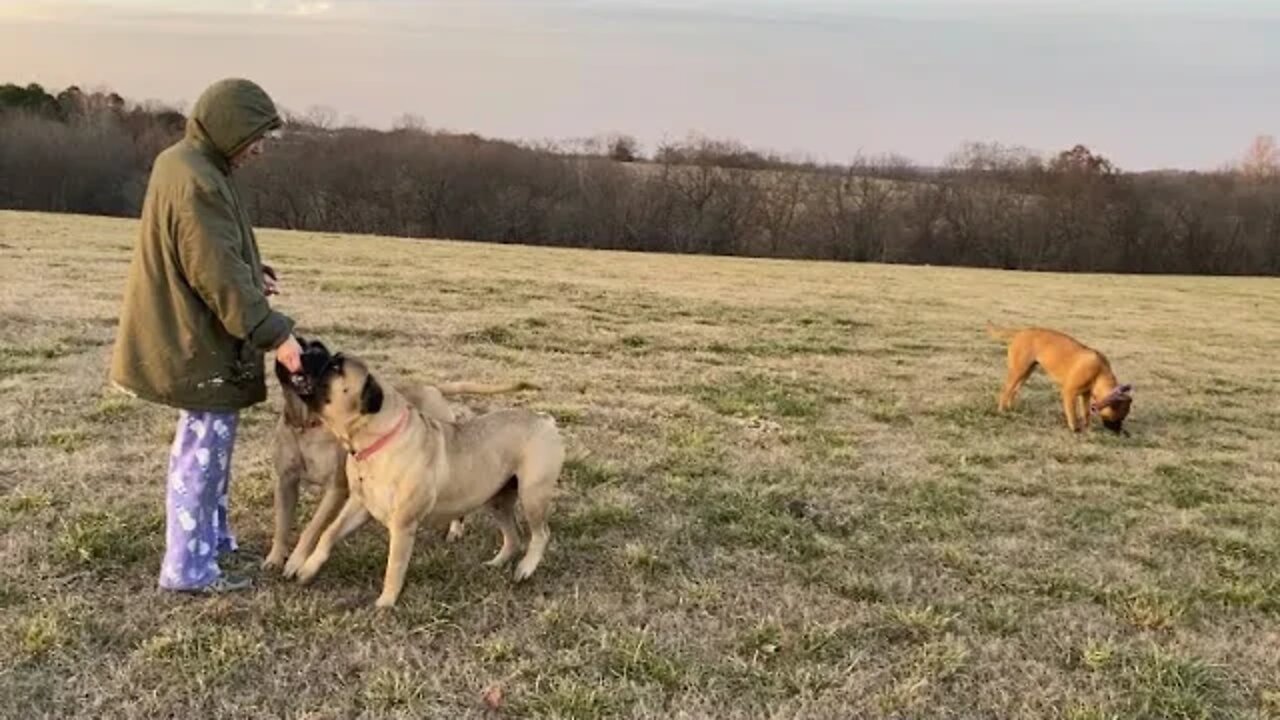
[987,325,1133,434]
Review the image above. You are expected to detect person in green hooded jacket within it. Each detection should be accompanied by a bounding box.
[110,78,304,594]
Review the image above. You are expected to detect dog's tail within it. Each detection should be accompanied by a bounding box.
[985,322,1018,343]
[436,380,540,396]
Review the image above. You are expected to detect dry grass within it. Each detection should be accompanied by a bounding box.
[2,209,1279,719]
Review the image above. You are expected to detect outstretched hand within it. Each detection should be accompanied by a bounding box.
[276,334,303,373]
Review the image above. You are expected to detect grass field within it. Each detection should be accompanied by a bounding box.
[2,209,1279,719]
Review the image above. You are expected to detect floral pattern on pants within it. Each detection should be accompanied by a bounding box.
[158,410,239,590]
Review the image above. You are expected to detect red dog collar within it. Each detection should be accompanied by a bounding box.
[352,408,411,461]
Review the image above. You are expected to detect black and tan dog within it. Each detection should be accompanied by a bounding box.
[987,325,1133,434]
[264,336,537,578]
[279,340,564,608]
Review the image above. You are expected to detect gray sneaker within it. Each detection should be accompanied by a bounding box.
[221,548,263,570]
[176,574,253,595]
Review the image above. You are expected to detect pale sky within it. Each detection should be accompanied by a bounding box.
[2,0,1278,170]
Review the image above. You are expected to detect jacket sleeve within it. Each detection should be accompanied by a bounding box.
[176,185,294,351]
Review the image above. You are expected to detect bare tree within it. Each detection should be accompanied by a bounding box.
[758,170,807,256]
[1241,134,1279,181]
[606,134,641,163]
[304,105,338,130]
[392,113,430,132]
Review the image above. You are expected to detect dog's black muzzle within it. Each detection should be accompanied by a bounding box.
[275,335,341,401]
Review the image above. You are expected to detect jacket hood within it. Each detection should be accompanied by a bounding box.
[185,78,282,164]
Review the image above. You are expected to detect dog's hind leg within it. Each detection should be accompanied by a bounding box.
[998,355,1036,411]
[513,446,563,582]
[513,490,550,583]
[484,479,521,567]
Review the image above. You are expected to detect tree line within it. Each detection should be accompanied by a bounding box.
[3,81,1278,275]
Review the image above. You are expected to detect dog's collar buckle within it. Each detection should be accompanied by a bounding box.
[351,408,411,462]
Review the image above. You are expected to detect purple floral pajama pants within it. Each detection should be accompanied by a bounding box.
[158,409,240,591]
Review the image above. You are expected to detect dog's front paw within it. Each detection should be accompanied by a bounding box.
[262,549,287,571]
[282,550,310,579]
[295,556,324,585]
[513,559,539,583]
[374,593,399,609]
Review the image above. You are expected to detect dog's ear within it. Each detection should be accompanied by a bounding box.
[359,374,384,415]
[1095,384,1134,411]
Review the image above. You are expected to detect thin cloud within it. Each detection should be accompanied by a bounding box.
[251,0,337,16]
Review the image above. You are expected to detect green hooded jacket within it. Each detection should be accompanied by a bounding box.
[109,78,292,411]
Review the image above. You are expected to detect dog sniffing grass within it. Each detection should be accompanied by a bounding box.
[2,210,1280,718]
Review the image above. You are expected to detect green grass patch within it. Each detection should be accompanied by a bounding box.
[516,675,630,719]
[88,395,139,422]
[562,456,629,489]
[1153,464,1227,509]
[558,501,640,538]
[53,509,162,571]
[695,373,826,420]
[361,666,434,714]
[600,629,688,690]
[138,623,265,689]
[1123,647,1236,720]
[688,485,837,561]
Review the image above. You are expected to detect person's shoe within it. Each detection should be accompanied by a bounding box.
[173,574,253,595]
[223,547,263,568]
